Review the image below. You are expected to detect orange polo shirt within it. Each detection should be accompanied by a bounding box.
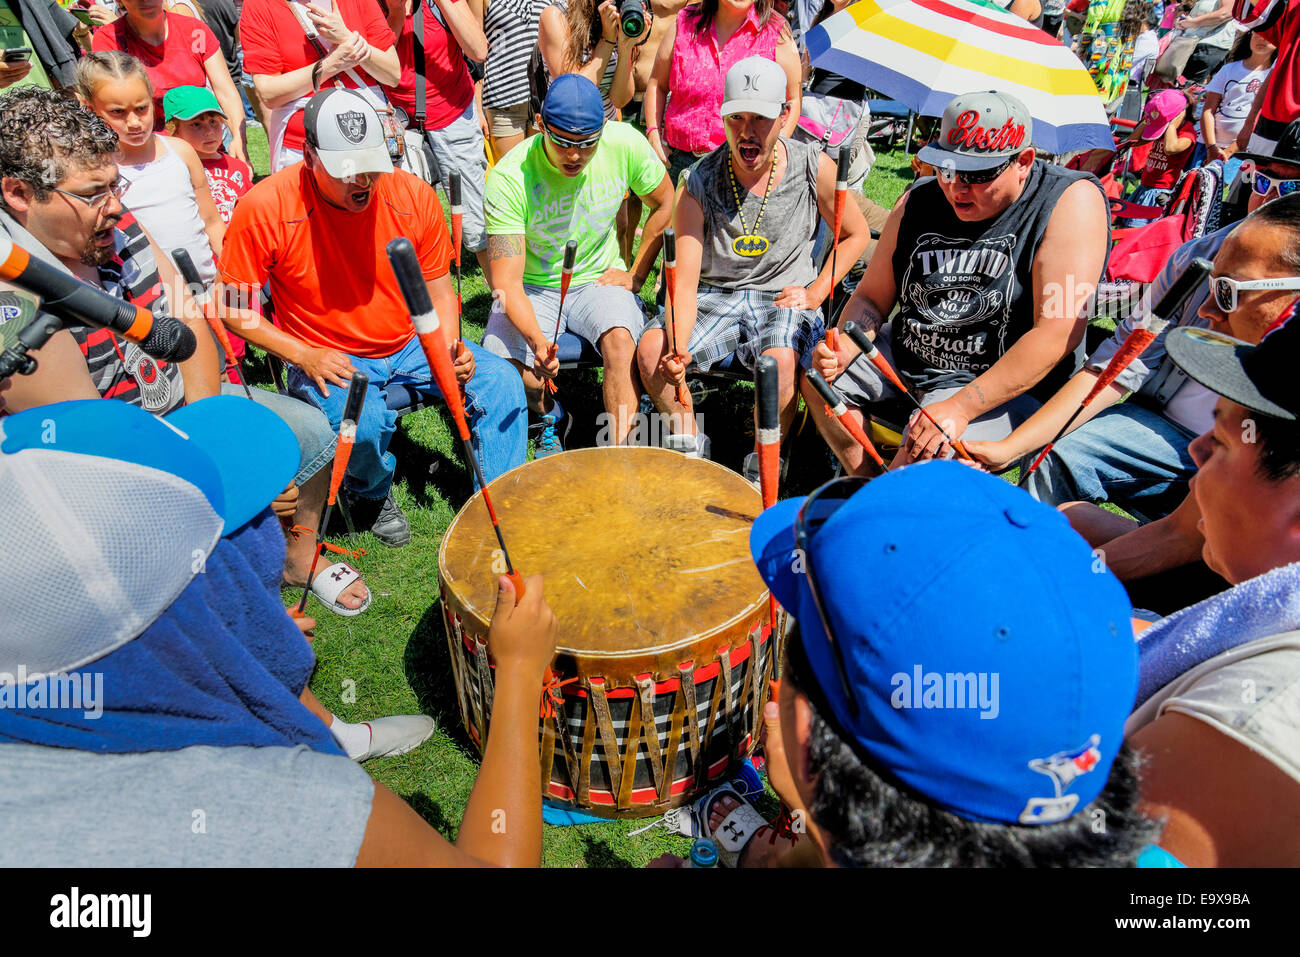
[221,164,451,358]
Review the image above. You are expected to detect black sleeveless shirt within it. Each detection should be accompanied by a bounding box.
[889,161,1106,400]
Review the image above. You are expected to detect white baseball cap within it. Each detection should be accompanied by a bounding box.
[303,88,394,179]
[721,56,787,120]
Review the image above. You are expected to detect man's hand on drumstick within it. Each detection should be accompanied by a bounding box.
[657,348,692,390]
[810,334,858,385]
[529,338,561,384]
[452,341,475,384]
[489,573,558,680]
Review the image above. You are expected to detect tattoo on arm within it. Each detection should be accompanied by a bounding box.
[486,234,524,262]
[965,382,987,409]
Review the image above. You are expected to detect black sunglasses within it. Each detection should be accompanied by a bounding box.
[937,155,1016,186]
[793,475,871,716]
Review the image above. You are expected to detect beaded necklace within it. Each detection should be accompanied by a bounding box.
[727,146,778,257]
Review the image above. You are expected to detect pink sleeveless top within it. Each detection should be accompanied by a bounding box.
[663,5,784,154]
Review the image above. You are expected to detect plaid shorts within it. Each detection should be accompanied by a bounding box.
[643,285,824,372]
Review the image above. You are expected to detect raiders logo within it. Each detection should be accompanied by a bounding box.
[336,110,368,145]
[732,234,770,257]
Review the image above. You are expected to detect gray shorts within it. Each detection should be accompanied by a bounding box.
[834,327,1041,443]
[483,280,645,365]
[642,285,823,372]
[422,102,489,253]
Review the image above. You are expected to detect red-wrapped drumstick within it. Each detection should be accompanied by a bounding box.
[295,370,368,615]
[827,150,852,323]
[173,247,252,399]
[388,237,526,600]
[806,367,886,473]
[756,354,781,632]
[447,171,468,360]
[841,321,972,459]
[662,227,689,406]
[542,239,578,396]
[1019,257,1213,487]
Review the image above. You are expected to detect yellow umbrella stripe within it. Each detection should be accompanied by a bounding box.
[845,0,1100,98]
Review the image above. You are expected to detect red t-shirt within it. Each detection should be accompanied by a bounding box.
[1141,121,1196,189]
[239,0,396,152]
[1233,0,1300,131]
[202,153,255,224]
[383,3,475,131]
[92,13,221,130]
[220,164,452,358]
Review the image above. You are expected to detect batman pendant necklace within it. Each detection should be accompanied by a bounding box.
[728,147,777,257]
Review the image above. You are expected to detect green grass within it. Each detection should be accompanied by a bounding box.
[248,142,1114,866]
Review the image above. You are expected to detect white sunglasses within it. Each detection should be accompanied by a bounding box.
[1210,274,1300,312]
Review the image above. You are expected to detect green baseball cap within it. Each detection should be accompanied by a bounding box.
[163,85,225,123]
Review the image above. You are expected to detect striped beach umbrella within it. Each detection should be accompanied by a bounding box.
[806,0,1115,156]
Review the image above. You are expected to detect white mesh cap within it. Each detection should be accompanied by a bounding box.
[0,449,224,682]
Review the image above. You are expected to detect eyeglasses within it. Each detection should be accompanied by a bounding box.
[50,177,127,211]
[936,155,1015,186]
[794,475,870,716]
[543,125,602,150]
[1210,274,1300,312]
[1242,161,1300,199]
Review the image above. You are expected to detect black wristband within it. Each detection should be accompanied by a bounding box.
[311,61,323,92]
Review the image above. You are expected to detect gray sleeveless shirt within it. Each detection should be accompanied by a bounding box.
[683,136,821,293]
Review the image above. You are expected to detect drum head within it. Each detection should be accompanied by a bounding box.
[439,448,768,657]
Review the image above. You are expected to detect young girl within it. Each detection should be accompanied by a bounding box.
[1120,86,1197,226]
[164,84,253,225]
[76,51,224,287]
[1194,30,1276,183]
[165,83,253,377]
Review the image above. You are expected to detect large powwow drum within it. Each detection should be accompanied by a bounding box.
[438,447,778,818]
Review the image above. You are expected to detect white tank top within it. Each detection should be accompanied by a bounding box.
[119,137,217,286]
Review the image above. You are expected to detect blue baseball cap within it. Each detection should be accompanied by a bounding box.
[0,396,298,534]
[750,462,1137,827]
[540,74,606,138]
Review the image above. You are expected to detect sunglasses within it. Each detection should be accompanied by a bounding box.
[1210,274,1300,312]
[794,475,871,716]
[1242,161,1300,199]
[936,155,1016,186]
[543,125,602,150]
[50,177,127,211]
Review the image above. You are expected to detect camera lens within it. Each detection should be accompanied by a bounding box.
[619,0,645,36]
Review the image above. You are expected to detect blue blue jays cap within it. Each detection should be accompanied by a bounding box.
[0,396,298,534]
[750,462,1137,826]
[540,73,606,139]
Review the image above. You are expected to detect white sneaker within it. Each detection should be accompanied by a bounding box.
[352,714,436,762]
[742,451,786,488]
[664,432,711,459]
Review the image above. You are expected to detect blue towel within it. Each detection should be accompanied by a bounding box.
[1135,561,1300,709]
[0,508,342,756]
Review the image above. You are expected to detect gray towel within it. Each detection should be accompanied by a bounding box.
[1135,561,1300,708]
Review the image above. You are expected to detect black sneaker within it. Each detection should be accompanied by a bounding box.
[347,490,411,547]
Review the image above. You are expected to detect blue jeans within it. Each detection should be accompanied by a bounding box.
[221,383,336,486]
[287,337,527,500]
[1024,403,1198,517]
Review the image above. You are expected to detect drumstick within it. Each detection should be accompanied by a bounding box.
[841,321,972,460]
[173,247,252,400]
[387,237,526,599]
[662,227,688,406]
[806,368,886,473]
[448,171,467,353]
[542,240,578,396]
[295,370,369,615]
[828,150,851,324]
[756,354,780,634]
[1020,257,1212,487]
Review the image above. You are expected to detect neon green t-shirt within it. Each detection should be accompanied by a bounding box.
[0,0,51,90]
[484,121,665,288]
